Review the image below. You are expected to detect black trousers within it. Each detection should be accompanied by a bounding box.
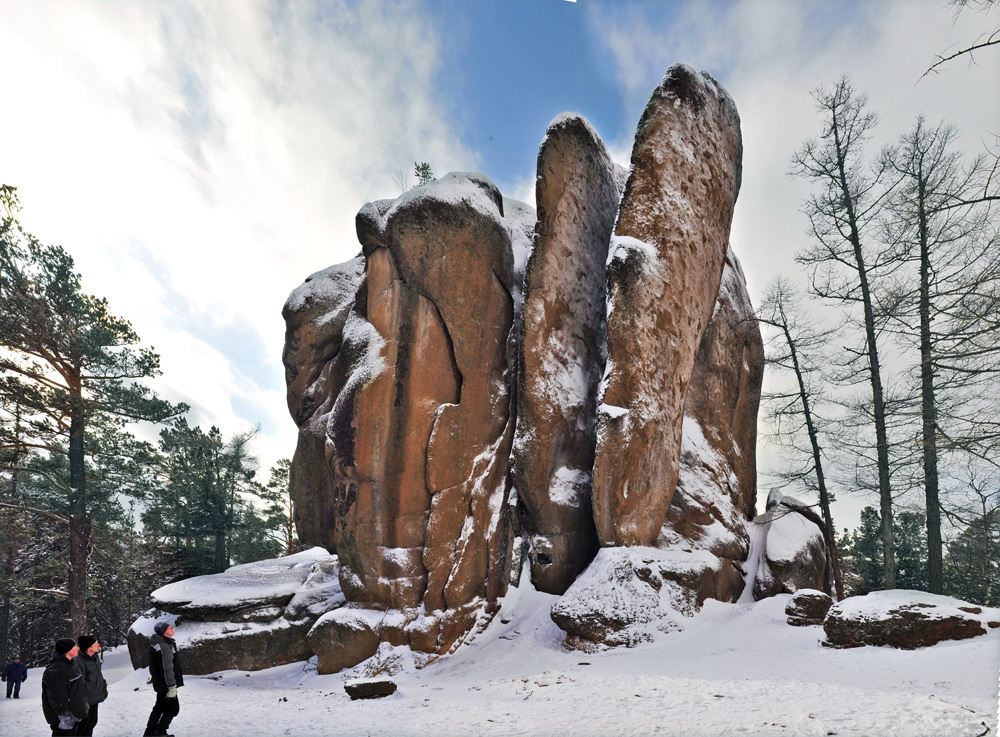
[5,678,21,697]
[76,702,99,736]
[145,690,180,734]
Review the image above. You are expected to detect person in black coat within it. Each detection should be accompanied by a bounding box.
[2,655,28,698]
[74,636,108,737]
[144,622,183,737]
[41,638,88,736]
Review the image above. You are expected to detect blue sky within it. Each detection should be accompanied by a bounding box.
[0,0,996,524]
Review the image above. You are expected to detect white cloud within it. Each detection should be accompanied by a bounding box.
[0,0,478,469]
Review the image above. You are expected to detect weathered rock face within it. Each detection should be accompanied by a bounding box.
[284,173,527,663]
[683,247,764,521]
[652,248,764,606]
[593,63,743,547]
[512,114,625,595]
[822,591,996,649]
[128,549,343,673]
[283,258,365,551]
[785,589,834,626]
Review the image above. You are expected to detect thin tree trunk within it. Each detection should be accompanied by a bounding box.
[832,117,896,589]
[68,384,89,634]
[780,320,845,599]
[917,180,943,593]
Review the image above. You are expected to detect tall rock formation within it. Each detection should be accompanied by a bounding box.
[512,114,625,595]
[592,63,743,546]
[283,173,527,669]
[277,61,784,668]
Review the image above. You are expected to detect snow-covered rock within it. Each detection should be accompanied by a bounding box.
[748,496,832,600]
[822,590,999,649]
[550,547,714,648]
[128,549,343,674]
[592,63,743,547]
[785,589,833,626]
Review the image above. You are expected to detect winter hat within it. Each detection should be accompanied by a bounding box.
[54,638,77,654]
[153,621,172,636]
[77,635,97,651]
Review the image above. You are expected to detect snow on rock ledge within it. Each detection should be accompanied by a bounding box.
[128,548,344,673]
[822,590,1000,649]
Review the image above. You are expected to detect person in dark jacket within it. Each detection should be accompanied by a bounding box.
[144,622,183,737]
[74,636,108,737]
[2,655,28,698]
[41,638,88,736]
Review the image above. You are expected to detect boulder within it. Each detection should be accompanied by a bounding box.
[749,496,832,600]
[344,678,397,700]
[512,113,624,595]
[822,590,994,649]
[128,549,344,674]
[785,589,834,626]
[593,63,743,546]
[307,606,383,675]
[551,547,712,649]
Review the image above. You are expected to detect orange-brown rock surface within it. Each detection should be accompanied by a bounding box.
[652,247,764,605]
[512,113,625,595]
[592,63,743,546]
[280,62,782,666]
[283,173,525,666]
[283,257,365,550]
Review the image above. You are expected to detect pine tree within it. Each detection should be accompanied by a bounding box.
[0,185,184,632]
[414,161,435,186]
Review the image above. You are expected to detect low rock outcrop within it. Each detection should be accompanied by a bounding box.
[128,548,343,673]
[822,590,995,649]
[786,589,833,626]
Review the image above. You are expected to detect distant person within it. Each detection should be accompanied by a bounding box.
[74,636,108,737]
[40,638,88,736]
[144,622,183,737]
[2,654,28,698]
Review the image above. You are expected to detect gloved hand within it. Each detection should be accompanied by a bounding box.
[58,713,80,730]
[166,686,178,698]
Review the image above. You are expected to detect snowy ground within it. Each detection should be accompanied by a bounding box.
[2,585,997,737]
